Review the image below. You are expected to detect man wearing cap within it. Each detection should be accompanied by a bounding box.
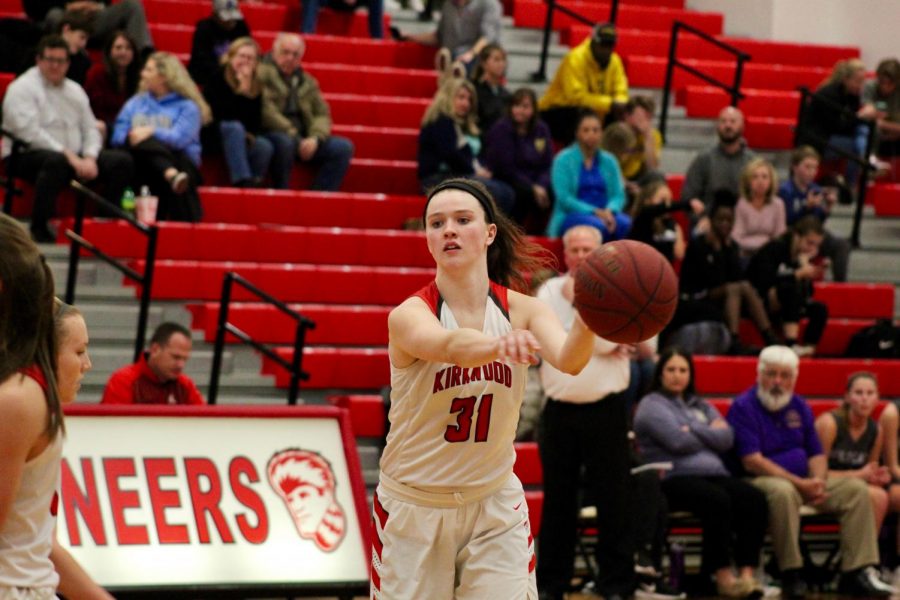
[539,23,629,145]
[187,0,251,87]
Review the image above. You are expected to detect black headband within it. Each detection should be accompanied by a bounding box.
[422,179,497,226]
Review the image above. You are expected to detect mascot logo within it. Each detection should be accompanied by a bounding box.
[267,449,346,552]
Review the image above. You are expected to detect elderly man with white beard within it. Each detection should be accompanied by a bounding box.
[726,345,893,599]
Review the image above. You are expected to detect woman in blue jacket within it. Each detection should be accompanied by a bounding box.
[112,52,211,222]
[547,110,629,239]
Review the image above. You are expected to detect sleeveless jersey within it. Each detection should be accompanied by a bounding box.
[827,409,877,471]
[380,281,527,491]
[0,366,62,590]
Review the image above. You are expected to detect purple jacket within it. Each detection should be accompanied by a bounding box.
[482,117,553,191]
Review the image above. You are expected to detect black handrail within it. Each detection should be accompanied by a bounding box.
[531,0,619,82]
[1,127,26,215]
[658,21,751,143]
[65,181,158,362]
[793,86,877,248]
[208,272,315,406]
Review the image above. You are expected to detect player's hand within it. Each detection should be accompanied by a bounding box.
[497,329,541,365]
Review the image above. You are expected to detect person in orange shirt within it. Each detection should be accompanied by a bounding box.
[101,322,205,405]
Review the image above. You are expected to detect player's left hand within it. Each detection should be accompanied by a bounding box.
[497,329,541,365]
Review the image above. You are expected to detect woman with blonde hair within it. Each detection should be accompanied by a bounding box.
[417,75,515,213]
[732,157,786,260]
[112,51,210,221]
[203,37,295,189]
[798,58,871,187]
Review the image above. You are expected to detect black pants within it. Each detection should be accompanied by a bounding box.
[540,107,582,147]
[662,475,768,574]
[15,148,133,230]
[537,394,635,596]
[772,280,829,345]
[128,138,202,222]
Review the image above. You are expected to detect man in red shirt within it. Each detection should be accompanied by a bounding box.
[101,322,205,405]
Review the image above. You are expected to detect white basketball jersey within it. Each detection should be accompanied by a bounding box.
[380,281,526,491]
[0,434,62,590]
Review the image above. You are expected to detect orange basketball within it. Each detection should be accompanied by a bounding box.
[572,240,678,344]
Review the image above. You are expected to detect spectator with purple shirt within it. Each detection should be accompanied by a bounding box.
[777,145,851,282]
[482,87,553,232]
[726,345,891,599]
[634,348,768,598]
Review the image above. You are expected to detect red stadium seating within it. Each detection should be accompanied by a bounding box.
[128,259,435,302]
[198,188,425,228]
[812,283,894,319]
[332,125,418,161]
[739,318,877,358]
[694,356,900,397]
[145,1,288,32]
[513,1,723,36]
[326,94,429,129]
[146,3,388,38]
[563,26,857,68]
[197,156,421,194]
[262,346,389,388]
[327,394,387,438]
[869,183,900,217]
[189,302,392,345]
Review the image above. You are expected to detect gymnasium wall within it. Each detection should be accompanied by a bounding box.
[686,0,900,68]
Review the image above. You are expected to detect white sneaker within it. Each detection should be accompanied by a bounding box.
[864,566,898,594]
[790,344,815,358]
[762,584,782,598]
[634,580,686,600]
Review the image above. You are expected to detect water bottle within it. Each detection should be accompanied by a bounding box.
[121,187,135,216]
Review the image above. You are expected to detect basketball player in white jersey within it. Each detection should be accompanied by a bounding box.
[372,179,597,599]
[0,214,111,600]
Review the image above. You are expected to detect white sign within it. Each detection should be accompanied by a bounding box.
[59,405,370,592]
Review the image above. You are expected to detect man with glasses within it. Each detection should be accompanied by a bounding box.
[726,345,893,598]
[1,35,133,242]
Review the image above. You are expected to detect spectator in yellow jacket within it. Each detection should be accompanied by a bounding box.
[538,22,629,145]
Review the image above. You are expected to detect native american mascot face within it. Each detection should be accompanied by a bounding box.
[267,449,346,552]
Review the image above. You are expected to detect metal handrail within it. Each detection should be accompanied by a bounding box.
[793,86,878,248]
[65,181,158,362]
[531,0,619,83]
[658,21,751,143]
[208,272,315,406]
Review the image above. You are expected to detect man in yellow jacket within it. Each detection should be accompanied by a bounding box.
[539,22,629,145]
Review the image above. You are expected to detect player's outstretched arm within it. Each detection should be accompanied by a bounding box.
[51,538,114,600]
[513,292,593,375]
[389,297,503,369]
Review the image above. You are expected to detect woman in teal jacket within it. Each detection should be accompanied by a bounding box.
[547,110,630,239]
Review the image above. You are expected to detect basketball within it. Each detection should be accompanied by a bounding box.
[572,239,678,344]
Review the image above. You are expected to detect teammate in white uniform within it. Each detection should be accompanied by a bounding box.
[372,178,597,599]
[0,215,110,600]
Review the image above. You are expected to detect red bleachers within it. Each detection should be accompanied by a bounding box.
[190,302,392,345]
[869,184,900,217]
[563,26,857,68]
[145,1,288,32]
[197,156,420,194]
[130,259,434,302]
[739,318,877,358]
[263,346,389,388]
[332,125,418,161]
[148,26,427,69]
[513,1,723,36]
[146,3,388,38]
[326,94,429,129]
[812,283,894,319]
[327,394,387,438]
[694,356,900,397]
[198,188,425,228]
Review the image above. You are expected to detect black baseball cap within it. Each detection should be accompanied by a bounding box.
[592,22,617,46]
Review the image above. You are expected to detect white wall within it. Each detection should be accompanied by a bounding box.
[686,0,900,67]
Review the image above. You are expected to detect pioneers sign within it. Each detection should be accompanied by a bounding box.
[59,405,370,593]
